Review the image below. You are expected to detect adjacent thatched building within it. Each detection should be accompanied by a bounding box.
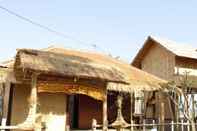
[0,46,167,131]
[132,36,197,122]
[132,36,197,87]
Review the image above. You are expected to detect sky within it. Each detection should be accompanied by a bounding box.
[0,0,197,63]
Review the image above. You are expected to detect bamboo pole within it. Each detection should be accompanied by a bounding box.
[171,121,174,131]
[65,95,69,131]
[143,120,146,131]
[191,94,195,131]
[167,96,174,119]
[92,119,97,131]
[153,120,156,130]
[102,91,107,131]
[0,126,18,130]
[175,95,180,131]
[159,93,165,131]
[187,120,190,131]
[1,82,11,131]
[130,93,134,131]
[181,119,184,131]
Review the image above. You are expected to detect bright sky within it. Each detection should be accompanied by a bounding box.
[0,0,197,63]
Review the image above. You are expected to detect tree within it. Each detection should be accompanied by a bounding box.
[164,72,196,131]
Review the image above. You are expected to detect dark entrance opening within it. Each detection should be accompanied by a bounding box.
[68,95,79,129]
[67,94,103,130]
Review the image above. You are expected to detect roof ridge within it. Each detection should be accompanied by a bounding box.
[149,35,196,51]
[44,45,116,60]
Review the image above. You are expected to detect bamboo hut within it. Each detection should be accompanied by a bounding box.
[0,47,167,131]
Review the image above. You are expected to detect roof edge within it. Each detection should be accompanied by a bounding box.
[131,36,153,67]
[131,35,179,67]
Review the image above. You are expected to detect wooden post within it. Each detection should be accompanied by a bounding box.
[191,94,196,131]
[92,119,97,131]
[143,120,146,131]
[65,95,69,131]
[159,93,165,131]
[181,119,184,131]
[171,121,174,131]
[0,83,4,127]
[18,73,38,130]
[167,97,174,119]
[130,93,134,131]
[187,120,190,131]
[153,120,156,130]
[103,91,107,131]
[175,95,180,131]
[192,94,195,119]
[156,92,160,131]
[30,73,38,123]
[1,82,11,131]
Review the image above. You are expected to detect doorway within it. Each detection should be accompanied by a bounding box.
[67,94,102,130]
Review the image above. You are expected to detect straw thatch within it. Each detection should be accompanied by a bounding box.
[0,59,14,68]
[14,47,167,92]
[14,49,127,83]
[0,66,16,83]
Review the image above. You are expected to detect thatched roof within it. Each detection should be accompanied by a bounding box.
[0,67,16,83]
[132,36,197,67]
[14,47,167,92]
[0,59,14,68]
[14,49,127,83]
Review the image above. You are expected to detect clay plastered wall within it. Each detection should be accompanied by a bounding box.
[38,93,66,131]
[141,43,175,81]
[11,84,67,131]
[11,84,30,130]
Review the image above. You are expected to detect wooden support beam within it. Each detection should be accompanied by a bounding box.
[0,125,18,130]
[2,82,11,118]
[130,93,134,131]
[175,95,180,131]
[167,96,174,120]
[65,95,69,131]
[191,94,196,131]
[159,93,165,131]
[92,119,97,131]
[102,91,107,131]
[191,94,195,120]
[1,82,11,131]
[17,73,38,130]
[30,73,38,123]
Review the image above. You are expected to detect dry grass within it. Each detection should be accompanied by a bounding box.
[14,47,167,92]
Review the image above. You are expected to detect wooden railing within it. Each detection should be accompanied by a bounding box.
[0,126,18,130]
[92,119,197,131]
